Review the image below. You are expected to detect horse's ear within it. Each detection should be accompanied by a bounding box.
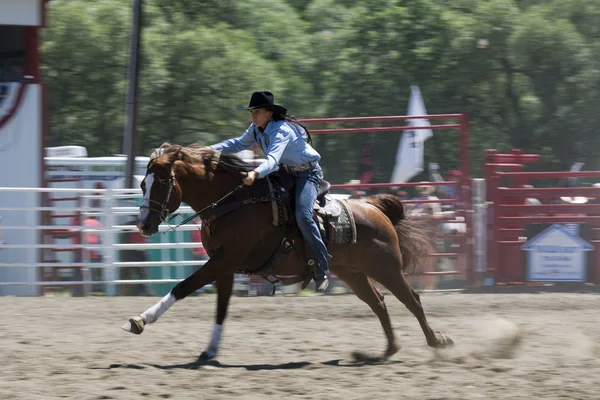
[150,142,172,159]
[150,147,165,160]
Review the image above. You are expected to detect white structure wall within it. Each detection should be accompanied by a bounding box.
[0,84,41,295]
[0,0,42,26]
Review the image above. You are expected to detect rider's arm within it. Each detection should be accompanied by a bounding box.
[210,124,256,154]
[253,125,292,179]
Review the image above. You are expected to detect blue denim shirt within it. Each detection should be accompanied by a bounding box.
[210,120,321,178]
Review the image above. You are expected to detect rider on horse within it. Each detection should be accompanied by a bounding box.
[209,91,330,292]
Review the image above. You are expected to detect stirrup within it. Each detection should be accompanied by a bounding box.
[314,275,329,293]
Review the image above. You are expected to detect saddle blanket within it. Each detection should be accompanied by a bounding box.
[314,197,357,246]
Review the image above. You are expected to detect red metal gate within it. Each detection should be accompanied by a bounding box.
[298,114,473,289]
[486,150,600,284]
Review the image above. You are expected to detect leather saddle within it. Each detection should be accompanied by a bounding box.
[242,173,355,285]
[268,169,332,210]
[316,180,331,207]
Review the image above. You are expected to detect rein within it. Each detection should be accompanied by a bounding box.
[168,183,245,230]
[140,155,248,232]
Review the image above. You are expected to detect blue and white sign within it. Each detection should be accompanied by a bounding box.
[522,224,593,282]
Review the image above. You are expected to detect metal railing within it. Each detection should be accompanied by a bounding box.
[0,183,479,295]
[0,186,215,296]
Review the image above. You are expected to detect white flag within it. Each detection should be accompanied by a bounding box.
[390,86,433,183]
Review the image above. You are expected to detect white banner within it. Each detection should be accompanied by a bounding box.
[391,86,433,183]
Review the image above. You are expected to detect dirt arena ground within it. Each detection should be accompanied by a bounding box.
[1,292,599,400]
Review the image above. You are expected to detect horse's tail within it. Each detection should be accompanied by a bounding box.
[365,194,431,275]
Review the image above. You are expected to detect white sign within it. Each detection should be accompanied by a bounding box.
[45,146,88,158]
[522,224,593,282]
[45,156,150,188]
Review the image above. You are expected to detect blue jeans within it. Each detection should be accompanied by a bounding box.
[295,166,329,278]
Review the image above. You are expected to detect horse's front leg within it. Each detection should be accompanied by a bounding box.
[199,273,234,360]
[121,253,238,334]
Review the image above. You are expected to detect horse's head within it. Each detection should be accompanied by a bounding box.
[137,143,184,237]
[137,142,250,236]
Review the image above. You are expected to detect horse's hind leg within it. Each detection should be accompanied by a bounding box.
[334,268,399,360]
[372,265,453,348]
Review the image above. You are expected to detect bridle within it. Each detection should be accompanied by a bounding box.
[139,166,245,231]
[139,169,176,224]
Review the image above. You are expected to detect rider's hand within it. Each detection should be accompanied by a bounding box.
[243,171,258,186]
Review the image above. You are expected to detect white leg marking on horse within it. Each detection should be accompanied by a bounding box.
[140,292,176,324]
[138,173,154,222]
[205,324,223,357]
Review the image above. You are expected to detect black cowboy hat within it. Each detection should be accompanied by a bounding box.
[236,91,287,114]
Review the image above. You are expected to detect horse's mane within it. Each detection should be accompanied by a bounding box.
[155,142,254,177]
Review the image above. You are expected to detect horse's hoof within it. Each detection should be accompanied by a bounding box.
[198,350,217,361]
[351,351,384,363]
[384,343,401,359]
[434,332,454,348]
[121,316,145,334]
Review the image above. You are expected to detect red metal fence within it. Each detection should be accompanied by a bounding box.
[298,114,472,289]
[486,150,600,285]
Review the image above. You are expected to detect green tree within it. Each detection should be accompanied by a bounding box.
[41,0,600,180]
[43,0,130,155]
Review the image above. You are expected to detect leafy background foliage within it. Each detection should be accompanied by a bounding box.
[42,0,600,184]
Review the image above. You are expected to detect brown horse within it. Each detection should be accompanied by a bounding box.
[122,143,453,360]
